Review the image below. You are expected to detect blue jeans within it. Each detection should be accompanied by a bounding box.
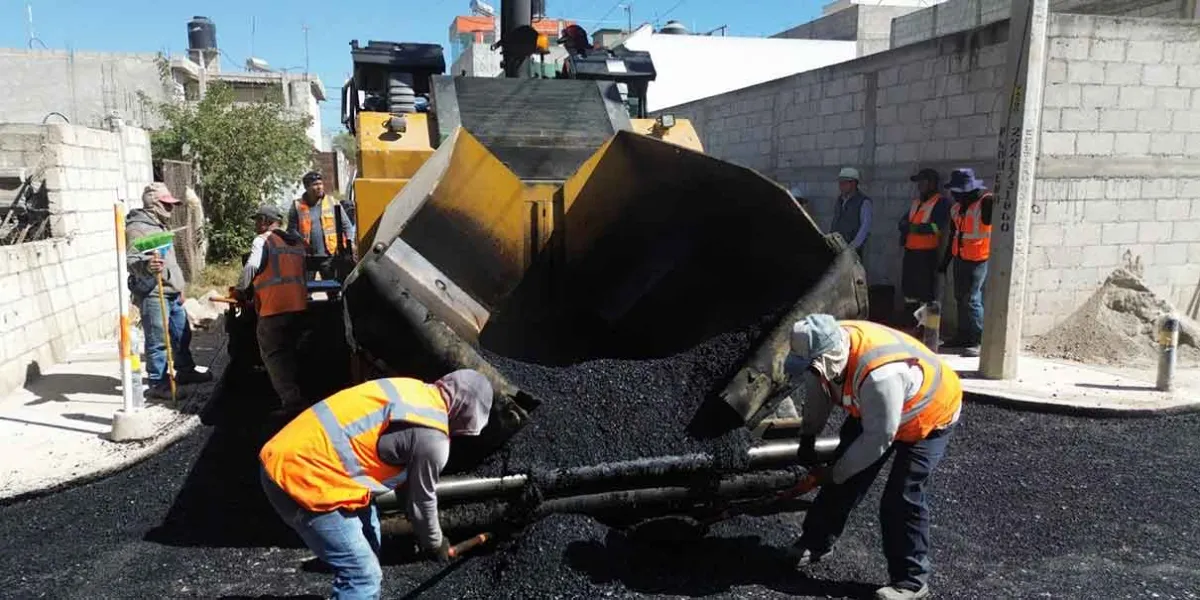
[798,417,954,591]
[139,292,195,385]
[260,468,383,600]
[953,258,988,345]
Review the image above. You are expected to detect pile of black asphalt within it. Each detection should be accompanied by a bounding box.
[2,377,1198,599]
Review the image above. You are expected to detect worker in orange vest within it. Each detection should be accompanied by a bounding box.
[259,371,494,600]
[782,314,961,600]
[233,204,308,414]
[287,171,355,280]
[897,169,950,332]
[938,168,993,357]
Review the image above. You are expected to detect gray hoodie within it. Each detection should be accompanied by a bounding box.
[126,209,187,299]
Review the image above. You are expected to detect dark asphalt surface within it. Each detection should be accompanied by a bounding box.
[2,384,1199,598]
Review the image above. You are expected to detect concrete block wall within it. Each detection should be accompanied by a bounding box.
[1026,14,1200,337]
[0,49,170,129]
[668,20,1011,288]
[0,123,152,396]
[778,4,935,56]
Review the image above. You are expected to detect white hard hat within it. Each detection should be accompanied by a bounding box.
[838,167,861,181]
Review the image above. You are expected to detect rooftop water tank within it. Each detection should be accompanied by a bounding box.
[187,16,217,50]
[660,20,688,35]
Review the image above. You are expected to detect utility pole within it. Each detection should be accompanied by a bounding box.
[302,23,311,75]
[977,0,1050,379]
[624,3,632,33]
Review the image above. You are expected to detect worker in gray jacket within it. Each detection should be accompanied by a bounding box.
[781,314,962,600]
[126,183,211,399]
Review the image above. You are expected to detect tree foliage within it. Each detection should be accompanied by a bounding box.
[150,82,314,262]
[331,131,358,165]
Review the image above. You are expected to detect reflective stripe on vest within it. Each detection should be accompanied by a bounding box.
[253,232,307,317]
[258,378,450,512]
[950,194,992,261]
[295,196,346,253]
[839,320,962,443]
[905,195,940,251]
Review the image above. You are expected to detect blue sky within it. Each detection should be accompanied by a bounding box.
[1,1,824,139]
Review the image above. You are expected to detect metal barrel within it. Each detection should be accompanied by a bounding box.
[1157,314,1179,392]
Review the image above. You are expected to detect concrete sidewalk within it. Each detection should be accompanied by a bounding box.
[946,353,1200,416]
[0,327,226,503]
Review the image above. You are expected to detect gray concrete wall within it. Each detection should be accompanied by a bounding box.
[0,49,170,129]
[891,0,1190,49]
[776,4,930,56]
[1026,14,1200,336]
[669,21,1012,289]
[0,123,152,396]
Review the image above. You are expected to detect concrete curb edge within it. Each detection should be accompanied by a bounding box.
[964,389,1200,418]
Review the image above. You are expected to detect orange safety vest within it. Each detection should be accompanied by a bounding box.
[295,196,347,254]
[950,193,993,261]
[253,232,307,317]
[905,194,942,251]
[839,320,962,443]
[260,378,451,513]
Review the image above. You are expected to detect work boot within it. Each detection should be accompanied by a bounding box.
[176,368,214,385]
[962,345,981,357]
[145,385,187,402]
[784,543,832,569]
[875,584,930,599]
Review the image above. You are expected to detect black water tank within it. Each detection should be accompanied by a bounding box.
[187,16,217,50]
[532,0,545,19]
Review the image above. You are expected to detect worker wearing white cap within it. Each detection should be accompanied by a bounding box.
[781,314,962,600]
[831,167,872,266]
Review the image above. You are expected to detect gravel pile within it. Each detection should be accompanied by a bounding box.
[1029,268,1200,366]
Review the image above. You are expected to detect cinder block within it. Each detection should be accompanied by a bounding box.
[1027,268,1063,292]
[1067,62,1105,85]
[1090,39,1127,62]
[1097,109,1136,132]
[1041,108,1062,131]
[1068,178,1105,201]
[1047,247,1086,268]
[972,136,994,159]
[1143,178,1178,199]
[946,94,975,117]
[1150,133,1187,156]
[1156,88,1191,110]
[1103,63,1141,86]
[1181,68,1200,88]
[1156,199,1191,220]
[923,139,948,161]
[959,115,989,137]
[1031,223,1066,246]
[1126,40,1165,64]
[1113,132,1151,156]
[1165,41,1200,65]
[1043,83,1082,108]
[1060,108,1099,131]
[1067,223,1103,246]
[1060,266,1105,290]
[1139,221,1174,244]
[1081,244,1120,267]
[1040,132,1076,156]
[1181,178,1200,197]
[1050,38,1090,61]
[1154,242,1188,265]
[1076,132,1115,155]
[1081,85,1119,109]
[1118,86,1156,109]
[1083,199,1120,221]
[1175,112,1200,133]
[1190,243,1200,263]
[1175,220,1200,242]
[1046,60,1067,84]
[1137,110,1173,132]
[1142,65,1179,88]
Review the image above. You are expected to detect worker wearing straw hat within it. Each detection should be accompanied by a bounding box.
[126,183,211,400]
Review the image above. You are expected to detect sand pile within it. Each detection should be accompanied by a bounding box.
[1029,268,1200,366]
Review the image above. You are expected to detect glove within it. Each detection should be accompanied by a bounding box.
[779,467,827,500]
[432,538,452,563]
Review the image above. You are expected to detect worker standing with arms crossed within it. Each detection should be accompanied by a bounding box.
[831,167,873,268]
[939,168,993,357]
[782,314,962,600]
[259,370,494,600]
[898,169,950,333]
[232,204,309,416]
[287,171,355,280]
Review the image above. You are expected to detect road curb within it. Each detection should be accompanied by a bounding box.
[964,389,1200,418]
[0,332,227,507]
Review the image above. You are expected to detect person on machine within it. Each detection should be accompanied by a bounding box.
[287,171,355,280]
[781,314,962,600]
[259,370,494,600]
[232,204,308,415]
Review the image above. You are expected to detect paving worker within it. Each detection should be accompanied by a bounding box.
[232,204,308,415]
[831,167,873,268]
[125,183,212,400]
[938,168,993,357]
[259,371,494,600]
[898,169,951,331]
[287,171,355,280]
[782,314,961,600]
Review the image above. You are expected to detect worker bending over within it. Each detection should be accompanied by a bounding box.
[783,314,961,600]
[232,204,308,415]
[259,371,493,600]
[287,171,354,280]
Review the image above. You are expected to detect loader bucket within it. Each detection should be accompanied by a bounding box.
[344,122,866,469]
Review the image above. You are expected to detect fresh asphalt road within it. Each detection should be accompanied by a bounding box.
[1,372,1198,599]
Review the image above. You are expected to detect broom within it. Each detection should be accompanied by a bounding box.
[132,231,177,400]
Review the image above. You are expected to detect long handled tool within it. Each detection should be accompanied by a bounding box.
[399,532,497,599]
[132,231,177,400]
